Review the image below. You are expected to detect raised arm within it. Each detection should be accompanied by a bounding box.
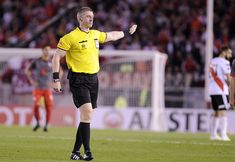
[52,48,66,92]
[105,24,137,42]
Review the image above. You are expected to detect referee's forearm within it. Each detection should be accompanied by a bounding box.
[105,31,124,42]
[52,53,61,73]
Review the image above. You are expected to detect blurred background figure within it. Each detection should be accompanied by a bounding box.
[0,63,14,104]
[0,56,22,104]
[25,46,53,132]
[209,46,232,141]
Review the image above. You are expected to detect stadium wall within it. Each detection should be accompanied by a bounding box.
[1,106,235,134]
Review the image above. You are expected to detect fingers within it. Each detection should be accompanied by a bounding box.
[53,88,62,93]
[129,24,137,35]
[132,24,137,29]
[52,81,62,93]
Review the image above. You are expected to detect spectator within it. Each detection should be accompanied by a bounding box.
[1,0,235,87]
[182,54,199,87]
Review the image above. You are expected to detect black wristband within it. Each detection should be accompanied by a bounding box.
[53,79,60,83]
[123,29,129,37]
[53,72,59,79]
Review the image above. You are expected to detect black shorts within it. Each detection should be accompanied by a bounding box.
[68,71,98,109]
[210,95,229,111]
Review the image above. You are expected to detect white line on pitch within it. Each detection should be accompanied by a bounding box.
[103,138,235,146]
[3,135,235,147]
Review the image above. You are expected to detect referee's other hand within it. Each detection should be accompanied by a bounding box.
[129,24,137,35]
[52,81,62,93]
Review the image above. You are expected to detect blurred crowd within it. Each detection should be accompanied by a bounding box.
[1,0,235,87]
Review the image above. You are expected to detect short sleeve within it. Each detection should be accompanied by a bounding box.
[57,34,71,51]
[99,31,107,44]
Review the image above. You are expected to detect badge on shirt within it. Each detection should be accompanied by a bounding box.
[94,39,99,49]
[81,44,86,49]
[79,40,87,49]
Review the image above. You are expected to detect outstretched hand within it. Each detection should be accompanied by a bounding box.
[52,81,62,93]
[129,24,137,35]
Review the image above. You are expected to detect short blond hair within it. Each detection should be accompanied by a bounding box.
[77,7,93,17]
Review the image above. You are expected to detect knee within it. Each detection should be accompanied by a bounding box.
[80,107,93,122]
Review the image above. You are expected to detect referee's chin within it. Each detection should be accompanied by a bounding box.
[83,24,92,29]
[88,23,93,28]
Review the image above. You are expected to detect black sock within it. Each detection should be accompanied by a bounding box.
[72,124,83,153]
[80,122,91,152]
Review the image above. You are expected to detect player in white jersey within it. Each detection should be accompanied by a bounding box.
[209,46,233,141]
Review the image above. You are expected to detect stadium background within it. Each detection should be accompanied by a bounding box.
[1,0,235,133]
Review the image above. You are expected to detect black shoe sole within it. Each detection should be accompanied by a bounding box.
[84,157,93,161]
[84,158,93,161]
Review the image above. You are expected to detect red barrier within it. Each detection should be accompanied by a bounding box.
[0,105,76,127]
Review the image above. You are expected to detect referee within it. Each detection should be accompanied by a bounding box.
[52,7,137,161]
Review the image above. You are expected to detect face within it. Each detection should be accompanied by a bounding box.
[225,49,232,60]
[78,11,94,28]
[42,46,51,60]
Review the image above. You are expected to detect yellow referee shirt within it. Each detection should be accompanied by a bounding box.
[57,27,107,74]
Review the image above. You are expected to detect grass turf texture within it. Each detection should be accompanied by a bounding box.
[0,125,235,162]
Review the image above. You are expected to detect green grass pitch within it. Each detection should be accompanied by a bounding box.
[0,125,235,162]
